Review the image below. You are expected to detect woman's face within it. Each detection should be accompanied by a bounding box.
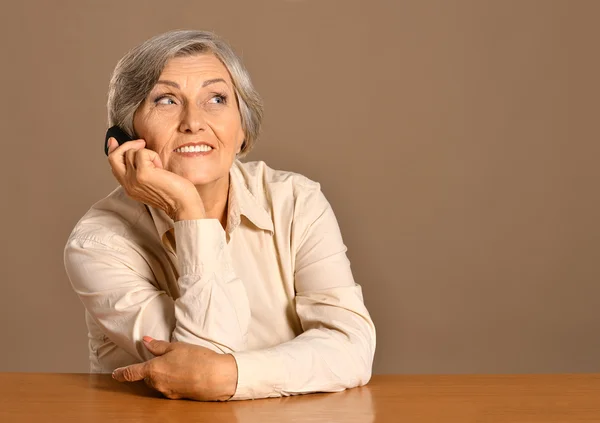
[133,53,244,187]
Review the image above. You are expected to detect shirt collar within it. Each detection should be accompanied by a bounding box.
[146,160,274,248]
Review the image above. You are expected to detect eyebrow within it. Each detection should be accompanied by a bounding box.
[155,78,228,89]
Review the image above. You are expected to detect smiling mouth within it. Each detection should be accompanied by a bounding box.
[174,148,213,157]
[174,144,214,153]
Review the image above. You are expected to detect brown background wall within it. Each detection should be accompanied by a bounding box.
[0,0,598,374]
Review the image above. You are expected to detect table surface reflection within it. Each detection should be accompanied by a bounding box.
[1,373,599,422]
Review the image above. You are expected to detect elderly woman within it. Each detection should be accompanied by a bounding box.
[64,29,376,401]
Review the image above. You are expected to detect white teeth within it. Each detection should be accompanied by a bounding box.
[176,145,213,153]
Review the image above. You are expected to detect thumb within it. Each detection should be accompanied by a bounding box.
[112,362,145,382]
[143,336,171,356]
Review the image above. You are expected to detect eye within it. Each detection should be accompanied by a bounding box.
[154,95,177,105]
[208,93,228,105]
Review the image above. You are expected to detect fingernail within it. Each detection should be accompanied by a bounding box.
[112,368,121,379]
[143,336,153,343]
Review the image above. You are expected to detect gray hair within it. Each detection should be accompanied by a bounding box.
[107,29,263,157]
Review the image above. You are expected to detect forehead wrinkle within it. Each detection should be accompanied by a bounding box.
[157,56,232,91]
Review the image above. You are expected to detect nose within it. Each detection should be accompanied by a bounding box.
[178,103,206,134]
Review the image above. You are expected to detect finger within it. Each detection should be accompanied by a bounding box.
[125,148,140,174]
[107,137,115,155]
[135,148,164,170]
[143,336,172,356]
[151,152,164,169]
[112,362,147,383]
[108,139,145,175]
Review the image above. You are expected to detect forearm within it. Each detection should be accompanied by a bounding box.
[229,286,376,400]
[169,218,250,353]
[231,329,374,400]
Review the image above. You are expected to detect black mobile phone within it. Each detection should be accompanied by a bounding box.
[104,126,134,156]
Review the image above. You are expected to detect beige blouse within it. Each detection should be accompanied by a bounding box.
[63,159,376,400]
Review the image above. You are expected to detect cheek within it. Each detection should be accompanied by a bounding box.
[210,115,244,150]
[139,116,174,151]
[134,110,155,140]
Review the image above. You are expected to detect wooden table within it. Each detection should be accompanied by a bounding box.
[1,373,599,422]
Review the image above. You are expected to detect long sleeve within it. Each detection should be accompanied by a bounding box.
[229,187,377,400]
[63,218,250,364]
[171,219,250,350]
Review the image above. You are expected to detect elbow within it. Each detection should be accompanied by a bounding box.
[356,323,376,387]
[343,352,373,389]
[356,361,373,387]
[359,342,375,386]
[347,331,376,388]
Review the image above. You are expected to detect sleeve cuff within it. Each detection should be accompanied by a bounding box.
[229,349,287,400]
[173,218,227,276]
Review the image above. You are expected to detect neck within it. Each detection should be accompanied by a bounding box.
[196,174,230,230]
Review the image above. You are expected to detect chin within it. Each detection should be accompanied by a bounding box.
[184,171,226,187]
[171,161,230,186]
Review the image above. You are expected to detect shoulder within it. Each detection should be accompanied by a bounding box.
[64,187,160,285]
[64,186,147,250]
[233,160,332,233]
[234,160,325,205]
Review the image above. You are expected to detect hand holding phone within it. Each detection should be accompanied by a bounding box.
[105,127,205,221]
